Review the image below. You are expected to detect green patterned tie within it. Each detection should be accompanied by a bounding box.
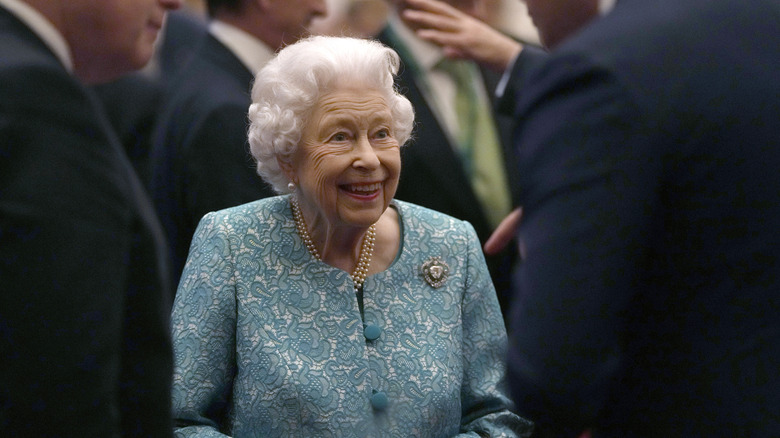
[436,58,511,229]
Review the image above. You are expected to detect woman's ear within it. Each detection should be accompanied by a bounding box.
[277,156,296,183]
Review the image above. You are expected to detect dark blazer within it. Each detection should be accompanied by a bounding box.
[0,7,172,437]
[156,10,208,85]
[149,35,275,284]
[507,0,780,436]
[377,27,520,313]
[496,45,548,121]
[93,72,164,185]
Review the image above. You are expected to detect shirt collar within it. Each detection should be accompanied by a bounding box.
[0,0,73,72]
[208,19,275,75]
[387,12,445,73]
[599,0,617,15]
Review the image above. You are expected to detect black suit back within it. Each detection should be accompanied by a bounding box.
[1,7,172,437]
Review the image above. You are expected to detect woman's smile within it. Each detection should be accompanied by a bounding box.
[341,181,383,199]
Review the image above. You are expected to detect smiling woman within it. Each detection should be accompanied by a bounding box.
[169,35,533,437]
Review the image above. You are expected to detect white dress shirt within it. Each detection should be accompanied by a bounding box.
[0,0,72,72]
[208,20,275,75]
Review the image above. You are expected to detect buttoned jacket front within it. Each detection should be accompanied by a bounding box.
[171,196,530,437]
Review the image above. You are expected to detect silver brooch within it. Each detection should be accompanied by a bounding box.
[421,257,449,288]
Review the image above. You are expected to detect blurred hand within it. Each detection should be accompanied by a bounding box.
[484,207,522,255]
[401,0,523,73]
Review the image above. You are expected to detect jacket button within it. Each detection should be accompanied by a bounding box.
[363,324,381,341]
[370,391,388,410]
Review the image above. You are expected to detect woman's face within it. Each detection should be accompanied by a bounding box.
[289,86,401,229]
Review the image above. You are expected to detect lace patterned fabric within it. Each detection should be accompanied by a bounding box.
[171,195,532,437]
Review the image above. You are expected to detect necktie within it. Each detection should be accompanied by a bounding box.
[435,58,511,229]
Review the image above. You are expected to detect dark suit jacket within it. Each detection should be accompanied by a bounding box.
[0,7,172,437]
[496,45,548,122]
[156,10,208,85]
[507,0,780,436]
[377,27,520,313]
[93,72,164,185]
[149,35,275,284]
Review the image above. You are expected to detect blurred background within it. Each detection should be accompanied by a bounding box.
[177,0,539,45]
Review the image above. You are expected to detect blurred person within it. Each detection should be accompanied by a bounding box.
[312,0,389,38]
[345,0,390,37]
[407,0,780,436]
[0,0,181,436]
[91,9,208,183]
[93,72,166,183]
[378,0,520,318]
[483,0,539,46]
[398,0,551,262]
[504,0,776,435]
[400,0,548,121]
[170,35,532,437]
[403,0,527,74]
[154,8,209,82]
[183,0,206,14]
[149,0,327,286]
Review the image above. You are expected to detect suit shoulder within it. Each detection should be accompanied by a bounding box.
[0,26,52,65]
[164,39,252,102]
[0,41,73,97]
[0,56,97,132]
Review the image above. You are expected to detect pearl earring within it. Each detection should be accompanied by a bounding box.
[287,181,296,192]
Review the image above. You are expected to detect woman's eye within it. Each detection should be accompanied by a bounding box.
[331,132,348,142]
[375,129,390,139]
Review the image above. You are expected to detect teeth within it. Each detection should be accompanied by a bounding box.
[347,182,381,193]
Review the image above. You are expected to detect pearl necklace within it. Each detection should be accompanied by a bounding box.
[291,197,376,291]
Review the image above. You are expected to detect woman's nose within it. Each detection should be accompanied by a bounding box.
[353,135,380,169]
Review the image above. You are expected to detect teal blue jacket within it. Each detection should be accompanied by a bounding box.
[171,196,531,437]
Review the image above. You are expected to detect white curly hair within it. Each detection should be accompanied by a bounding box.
[247,35,415,194]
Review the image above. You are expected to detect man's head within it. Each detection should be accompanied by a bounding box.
[27,0,182,83]
[207,0,327,51]
[523,0,599,48]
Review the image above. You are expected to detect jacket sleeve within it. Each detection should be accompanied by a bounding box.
[171,212,237,438]
[507,51,656,436]
[457,222,534,437]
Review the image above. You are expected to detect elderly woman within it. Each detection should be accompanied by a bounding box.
[170,36,532,437]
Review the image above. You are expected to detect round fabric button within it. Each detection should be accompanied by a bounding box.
[363,324,382,341]
[370,391,388,410]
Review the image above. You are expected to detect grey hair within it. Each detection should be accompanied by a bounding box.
[247,35,415,194]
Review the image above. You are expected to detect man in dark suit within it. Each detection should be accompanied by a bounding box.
[0,0,181,436]
[501,0,780,435]
[93,73,166,185]
[155,8,209,85]
[378,0,521,314]
[149,0,326,283]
